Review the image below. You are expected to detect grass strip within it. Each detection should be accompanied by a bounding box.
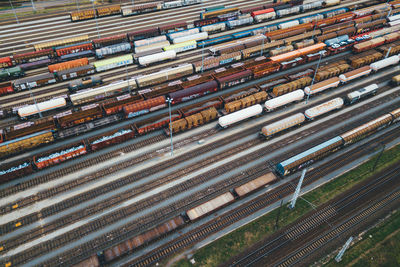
[171,142,400,267]
[324,209,400,267]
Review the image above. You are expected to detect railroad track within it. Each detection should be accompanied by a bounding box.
[124,128,400,267]
[1,83,396,231]
[1,97,398,266]
[0,0,370,109]
[1,83,398,250]
[228,165,400,267]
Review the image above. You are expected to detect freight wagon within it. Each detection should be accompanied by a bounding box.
[276,107,400,176]
[261,113,305,137]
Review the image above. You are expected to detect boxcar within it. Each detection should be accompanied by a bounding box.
[186,192,235,221]
[89,126,135,151]
[168,80,218,105]
[33,141,87,169]
[57,106,103,128]
[123,96,166,118]
[234,172,277,197]
[134,110,181,134]
[13,73,56,91]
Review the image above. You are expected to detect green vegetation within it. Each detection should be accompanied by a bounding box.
[325,210,400,267]
[170,143,400,267]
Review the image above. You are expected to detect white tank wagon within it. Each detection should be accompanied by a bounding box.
[201,23,226,33]
[138,50,176,66]
[305,97,344,120]
[172,32,208,44]
[134,40,171,54]
[254,11,276,23]
[134,35,167,47]
[168,28,199,40]
[346,84,379,104]
[18,98,66,118]
[186,192,235,221]
[264,89,304,112]
[218,104,263,128]
[278,20,299,29]
[261,113,305,137]
[370,55,400,71]
[339,66,372,83]
[304,77,340,96]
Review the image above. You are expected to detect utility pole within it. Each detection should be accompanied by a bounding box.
[92,0,101,39]
[28,83,42,118]
[306,51,323,104]
[275,197,283,230]
[75,0,80,11]
[131,0,134,6]
[261,27,266,56]
[372,143,385,172]
[9,0,19,24]
[125,63,131,94]
[385,47,392,58]
[30,0,36,11]
[201,42,205,73]
[335,237,353,262]
[289,169,307,209]
[167,98,174,156]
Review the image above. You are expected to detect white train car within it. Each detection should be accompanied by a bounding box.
[134,40,170,54]
[261,113,305,137]
[95,42,131,59]
[201,23,226,33]
[339,66,372,83]
[136,63,193,87]
[278,20,299,29]
[172,32,208,44]
[304,97,344,120]
[265,89,304,111]
[186,192,235,221]
[226,16,254,28]
[138,50,177,66]
[254,11,276,23]
[388,14,400,22]
[69,79,137,105]
[218,104,263,128]
[346,84,378,104]
[168,28,199,40]
[134,35,167,47]
[304,77,340,96]
[18,98,66,118]
[370,55,399,71]
[163,40,196,53]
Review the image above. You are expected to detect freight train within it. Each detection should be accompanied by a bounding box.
[61,105,400,266]
[276,107,400,175]
[0,1,395,95]
[71,172,278,266]
[69,0,202,22]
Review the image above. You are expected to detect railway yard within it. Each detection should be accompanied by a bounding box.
[0,0,400,266]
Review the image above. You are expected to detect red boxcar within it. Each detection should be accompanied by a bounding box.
[0,57,12,68]
[159,21,188,34]
[89,125,135,151]
[134,110,182,135]
[251,8,275,17]
[123,96,166,118]
[33,141,87,169]
[13,49,55,64]
[168,80,218,104]
[56,42,94,56]
[127,27,159,41]
[92,34,128,49]
[102,94,144,115]
[0,81,13,95]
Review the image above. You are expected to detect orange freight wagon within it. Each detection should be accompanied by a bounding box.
[48,58,89,73]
